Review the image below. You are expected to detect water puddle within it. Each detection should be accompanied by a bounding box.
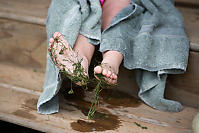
[100,89,141,108]
[24,98,38,110]
[12,110,36,120]
[71,111,120,132]
[61,82,141,132]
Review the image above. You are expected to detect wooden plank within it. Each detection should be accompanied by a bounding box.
[177,7,199,48]
[0,63,44,93]
[166,51,199,108]
[0,0,50,25]
[0,44,197,132]
[190,43,199,52]
[0,75,198,133]
[175,0,199,9]
[0,19,47,70]
[175,0,199,4]
[0,60,198,133]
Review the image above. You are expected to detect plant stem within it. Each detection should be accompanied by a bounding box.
[87,80,102,119]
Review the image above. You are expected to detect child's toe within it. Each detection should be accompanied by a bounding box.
[49,38,54,43]
[112,79,117,84]
[107,78,117,85]
[94,66,102,74]
[106,70,112,77]
[49,38,54,49]
[112,73,117,80]
[102,69,108,76]
[94,63,118,85]
[105,78,111,84]
[53,32,61,38]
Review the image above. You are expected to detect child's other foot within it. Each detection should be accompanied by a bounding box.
[94,50,123,85]
[48,32,89,86]
[94,63,118,85]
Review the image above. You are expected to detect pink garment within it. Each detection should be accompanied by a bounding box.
[99,0,104,6]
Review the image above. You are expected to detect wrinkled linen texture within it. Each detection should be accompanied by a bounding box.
[37,0,189,114]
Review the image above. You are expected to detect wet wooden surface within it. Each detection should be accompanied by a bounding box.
[0,63,198,133]
[0,0,199,132]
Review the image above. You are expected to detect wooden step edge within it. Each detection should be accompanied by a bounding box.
[175,1,199,9]
[0,11,45,26]
[190,43,199,52]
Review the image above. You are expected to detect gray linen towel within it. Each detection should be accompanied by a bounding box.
[37,0,189,114]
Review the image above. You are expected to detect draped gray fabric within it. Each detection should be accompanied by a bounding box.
[37,0,189,114]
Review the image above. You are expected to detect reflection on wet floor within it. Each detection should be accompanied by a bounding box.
[71,111,120,132]
[60,82,141,132]
[100,89,141,108]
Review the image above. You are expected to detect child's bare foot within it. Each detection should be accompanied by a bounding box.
[48,32,89,86]
[94,51,123,85]
[94,63,118,85]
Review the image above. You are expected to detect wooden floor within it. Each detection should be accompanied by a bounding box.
[0,63,198,133]
[0,0,199,133]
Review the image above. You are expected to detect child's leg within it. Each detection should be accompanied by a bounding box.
[94,0,130,84]
[73,34,95,73]
[49,32,95,85]
[101,0,130,31]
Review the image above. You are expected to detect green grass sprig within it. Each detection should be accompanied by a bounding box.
[87,80,102,119]
[134,122,148,129]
